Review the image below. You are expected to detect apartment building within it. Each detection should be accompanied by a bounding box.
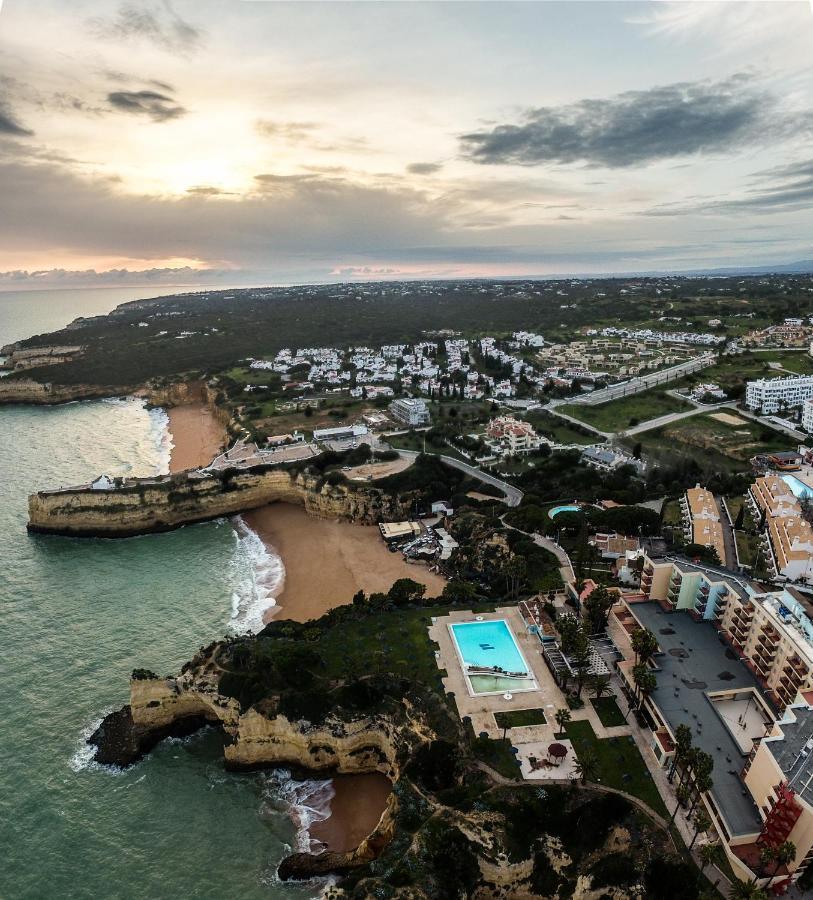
[802,398,813,434]
[485,415,542,456]
[388,397,431,427]
[748,475,813,582]
[611,591,813,889]
[746,374,813,415]
[682,485,727,565]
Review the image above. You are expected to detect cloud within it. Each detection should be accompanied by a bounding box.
[407,162,443,176]
[0,98,33,136]
[644,159,813,217]
[0,266,236,290]
[460,75,773,168]
[185,185,237,197]
[91,2,203,55]
[107,90,186,122]
[255,119,319,141]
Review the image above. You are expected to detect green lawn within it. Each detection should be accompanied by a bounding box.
[565,720,668,817]
[724,494,745,524]
[559,390,690,432]
[735,531,758,567]
[495,708,548,729]
[526,412,595,445]
[314,603,495,687]
[661,499,683,527]
[590,697,626,727]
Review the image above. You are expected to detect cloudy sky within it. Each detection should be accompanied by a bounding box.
[1,0,812,287]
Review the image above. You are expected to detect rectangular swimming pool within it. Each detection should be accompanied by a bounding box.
[449,619,536,695]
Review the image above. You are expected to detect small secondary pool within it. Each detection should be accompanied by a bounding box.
[549,504,581,519]
[782,474,813,500]
[449,619,535,695]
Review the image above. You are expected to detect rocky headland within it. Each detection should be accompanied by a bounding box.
[87,607,687,897]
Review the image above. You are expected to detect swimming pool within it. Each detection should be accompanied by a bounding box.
[449,619,536,695]
[782,474,813,500]
[548,504,581,519]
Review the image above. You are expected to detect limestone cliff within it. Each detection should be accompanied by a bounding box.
[0,344,83,371]
[28,467,406,537]
[0,377,134,405]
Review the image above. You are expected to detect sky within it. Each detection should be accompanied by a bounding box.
[0,0,812,288]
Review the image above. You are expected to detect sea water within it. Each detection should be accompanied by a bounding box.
[0,290,323,899]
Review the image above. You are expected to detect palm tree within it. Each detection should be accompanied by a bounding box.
[729,879,768,900]
[575,749,599,784]
[591,674,611,700]
[631,626,658,665]
[690,809,711,849]
[669,724,693,784]
[632,664,657,712]
[554,708,571,736]
[772,840,796,877]
[669,783,691,825]
[698,842,723,878]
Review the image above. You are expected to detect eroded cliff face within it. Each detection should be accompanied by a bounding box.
[28,468,406,537]
[91,667,416,880]
[0,378,133,404]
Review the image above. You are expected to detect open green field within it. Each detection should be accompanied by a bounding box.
[559,391,690,432]
[673,350,813,394]
[565,720,668,817]
[527,411,596,445]
[495,708,548,729]
[625,412,795,473]
[590,697,626,727]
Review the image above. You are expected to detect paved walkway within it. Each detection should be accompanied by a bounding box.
[394,448,523,506]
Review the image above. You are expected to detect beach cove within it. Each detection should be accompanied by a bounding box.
[164,403,439,855]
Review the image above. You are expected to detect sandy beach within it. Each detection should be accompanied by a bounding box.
[242,503,447,623]
[310,774,393,853]
[167,403,227,473]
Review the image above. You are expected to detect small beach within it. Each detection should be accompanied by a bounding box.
[310,774,393,853]
[243,503,447,623]
[167,403,227,473]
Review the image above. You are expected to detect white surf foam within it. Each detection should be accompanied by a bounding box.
[68,708,122,775]
[228,516,285,634]
[147,405,173,476]
[260,769,335,854]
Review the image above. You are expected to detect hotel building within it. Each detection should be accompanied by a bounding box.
[746,374,813,415]
[748,475,813,582]
[681,485,727,566]
[612,563,813,889]
[388,397,431,427]
[485,416,543,456]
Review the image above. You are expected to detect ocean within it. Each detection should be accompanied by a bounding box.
[0,289,329,899]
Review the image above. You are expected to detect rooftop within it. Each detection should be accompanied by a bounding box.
[767,705,813,807]
[630,602,767,837]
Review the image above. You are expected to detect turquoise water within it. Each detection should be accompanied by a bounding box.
[0,398,322,898]
[548,503,581,519]
[450,620,528,673]
[781,473,813,500]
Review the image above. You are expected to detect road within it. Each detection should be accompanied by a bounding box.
[394,448,523,507]
[620,401,731,436]
[551,352,717,407]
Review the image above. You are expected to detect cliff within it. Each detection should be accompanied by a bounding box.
[88,616,680,896]
[0,344,84,371]
[0,377,135,405]
[28,467,406,537]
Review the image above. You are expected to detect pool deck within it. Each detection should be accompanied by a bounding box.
[430,606,584,780]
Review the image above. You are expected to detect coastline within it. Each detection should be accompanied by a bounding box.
[310,773,393,853]
[242,503,447,623]
[167,402,227,473]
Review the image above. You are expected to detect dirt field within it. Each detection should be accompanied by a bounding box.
[347,457,413,480]
[709,412,749,427]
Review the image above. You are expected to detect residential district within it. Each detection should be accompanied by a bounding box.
[211,315,813,895]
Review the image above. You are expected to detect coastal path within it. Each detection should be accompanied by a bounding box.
[393,449,523,507]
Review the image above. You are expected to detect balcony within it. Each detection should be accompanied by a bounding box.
[786,655,808,676]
